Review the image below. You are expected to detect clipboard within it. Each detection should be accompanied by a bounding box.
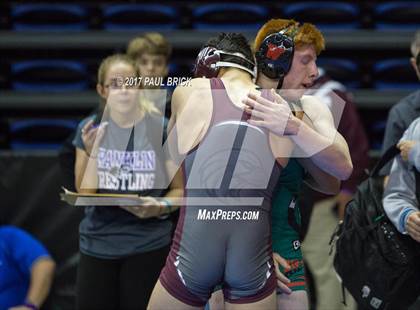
[60,187,144,206]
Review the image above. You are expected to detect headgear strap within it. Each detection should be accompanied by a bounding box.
[193,47,256,78]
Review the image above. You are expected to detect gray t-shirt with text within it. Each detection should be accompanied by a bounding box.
[73,115,171,258]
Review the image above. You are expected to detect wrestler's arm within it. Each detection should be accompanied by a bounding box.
[243,91,346,191]
[295,110,340,195]
[252,91,295,168]
[296,95,353,181]
[170,78,212,154]
[299,158,340,195]
[167,84,181,132]
[269,134,294,168]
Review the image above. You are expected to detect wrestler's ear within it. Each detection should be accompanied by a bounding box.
[97,83,107,100]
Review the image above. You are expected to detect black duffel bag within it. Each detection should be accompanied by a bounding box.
[331,145,420,310]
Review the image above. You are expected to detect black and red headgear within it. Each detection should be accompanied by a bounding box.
[255,27,295,80]
[193,46,256,79]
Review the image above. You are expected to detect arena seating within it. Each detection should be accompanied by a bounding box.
[283,2,360,30]
[0,1,418,152]
[192,3,268,31]
[374,2,420,30]
[102,4,179,30]
[9,118,78,150]
[11,3,89,31]
[11,60,89,92]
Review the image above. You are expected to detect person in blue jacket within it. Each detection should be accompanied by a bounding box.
[0,225,55,310]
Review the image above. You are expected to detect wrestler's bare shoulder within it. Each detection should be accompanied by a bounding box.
[300,95,331,120]
[172,78,213,153]
[173,78,211,97]
[172,78,212,112]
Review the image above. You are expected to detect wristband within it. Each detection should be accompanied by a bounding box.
[162,199,172,213]
[23,302,38,310]
[401,208,416,233]
[158,199,172,219]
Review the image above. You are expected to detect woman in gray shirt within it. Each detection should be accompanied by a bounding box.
[73,54,183,310]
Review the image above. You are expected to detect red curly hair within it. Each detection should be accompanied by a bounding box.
[254,19,325,55]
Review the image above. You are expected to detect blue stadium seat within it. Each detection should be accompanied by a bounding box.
[9,119,78,150]
[192,4,268,31]
[317,58,360,89]
[373,59,419,90]
[11,60,89,92]
[283,2,360,30]
[375,2,420,30]
[369,120,387,151]
[168,63,179,76]
[11,4,88,31]
[102,4,179,30]
[169,60,194,77]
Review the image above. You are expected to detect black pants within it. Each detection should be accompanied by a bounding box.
[76,245,170,310]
